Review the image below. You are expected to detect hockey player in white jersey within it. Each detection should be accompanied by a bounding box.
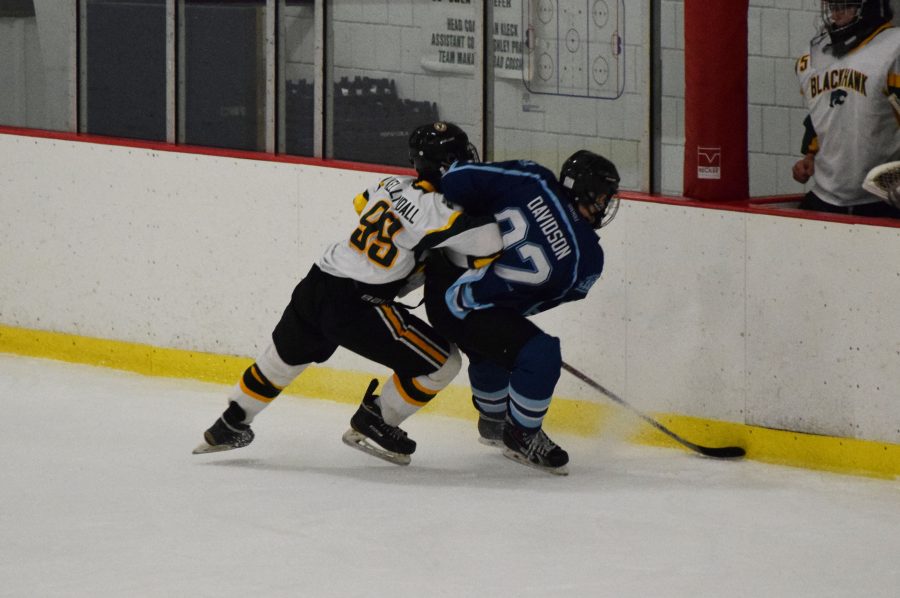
[193,122,501,464]
[793,0,900,217]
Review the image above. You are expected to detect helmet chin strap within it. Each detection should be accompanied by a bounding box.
[576,200,605,229]
[576,202,594,222]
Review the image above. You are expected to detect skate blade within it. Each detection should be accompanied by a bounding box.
[478,437,505,448]
[192,441,239,455]
[342,429,411,466]
[502,448,569,476]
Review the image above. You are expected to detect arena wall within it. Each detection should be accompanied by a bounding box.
[661,0,900,196]
[2,131,900,474]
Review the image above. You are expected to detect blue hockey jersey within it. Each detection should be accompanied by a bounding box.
[440,160,605,318]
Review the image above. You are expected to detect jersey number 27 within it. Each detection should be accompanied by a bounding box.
[494,207,551,285]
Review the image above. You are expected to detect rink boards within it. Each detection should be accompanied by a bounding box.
[1,131,899,477]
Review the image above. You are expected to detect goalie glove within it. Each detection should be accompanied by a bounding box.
[887,183,900,210]
[862,161,900,208]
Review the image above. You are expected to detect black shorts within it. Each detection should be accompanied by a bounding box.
[271,265,453,377]
[800,191,900,218]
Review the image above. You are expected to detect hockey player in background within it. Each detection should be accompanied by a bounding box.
[792,0,900,217]
[192,122,501,465]
[423,150,621,475]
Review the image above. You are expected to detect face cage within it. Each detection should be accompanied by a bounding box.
[465,142,480,163]
[596,196,620,229]
[821,0,863,30]
[435,142,479,175]
[411,139,476,169]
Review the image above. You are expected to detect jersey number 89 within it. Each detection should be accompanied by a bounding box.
[349,200,403,268]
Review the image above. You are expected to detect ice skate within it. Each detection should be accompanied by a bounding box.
[477,413,505,447]
[502,421,569,475]
[192,402,255,454]
[342,379,416,466]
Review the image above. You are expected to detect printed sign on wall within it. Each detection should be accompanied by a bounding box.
[421,0,523,79]
[420,0,478,74]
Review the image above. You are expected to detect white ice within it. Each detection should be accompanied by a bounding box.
[1,353,899,598]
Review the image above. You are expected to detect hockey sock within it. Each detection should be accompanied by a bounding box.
[228,342,308,423]
[507,333,561,430]
[378,346,461,426]
[468,359,510,419]
[377,374,435,426]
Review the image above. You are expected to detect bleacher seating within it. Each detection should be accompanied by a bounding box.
[285,76,439,166]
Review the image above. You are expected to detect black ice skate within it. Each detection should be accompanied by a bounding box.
[477,413,505,447]
[502,420,569,475]
[192,401,255,454]
[342,379,416,466]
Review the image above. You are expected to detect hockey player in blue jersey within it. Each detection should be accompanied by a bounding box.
[424,149,620,475]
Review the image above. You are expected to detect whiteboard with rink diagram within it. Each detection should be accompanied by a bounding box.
[523,0,625,99]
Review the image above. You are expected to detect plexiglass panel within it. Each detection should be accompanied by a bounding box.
[326,0,481,167]
[181,0,267,151]
[490,0,649,191]
[84,0,166,141]
[0,0,75,132]
[282,0,315,157]
[0,0,653,192]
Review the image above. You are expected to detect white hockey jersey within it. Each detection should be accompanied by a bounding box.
[317,176,501,293]
[796,25,900,206]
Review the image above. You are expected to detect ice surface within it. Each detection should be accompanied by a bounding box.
[1,354,898,597]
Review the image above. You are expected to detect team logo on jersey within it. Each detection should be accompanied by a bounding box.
[829,89,848,107]
[809,68,868,99]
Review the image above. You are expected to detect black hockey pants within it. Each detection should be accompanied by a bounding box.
[271,265,453,377]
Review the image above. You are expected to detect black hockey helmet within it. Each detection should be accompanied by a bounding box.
[559,150,620,229]
[821,0,893,57]
[408,122,478,186]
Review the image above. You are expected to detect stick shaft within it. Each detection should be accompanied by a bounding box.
[561,361,745,459]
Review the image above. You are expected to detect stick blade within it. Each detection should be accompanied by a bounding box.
[695,445,746,459]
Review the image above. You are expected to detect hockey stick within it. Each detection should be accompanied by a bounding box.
[862,160,900,202]
[561,361,746,459]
